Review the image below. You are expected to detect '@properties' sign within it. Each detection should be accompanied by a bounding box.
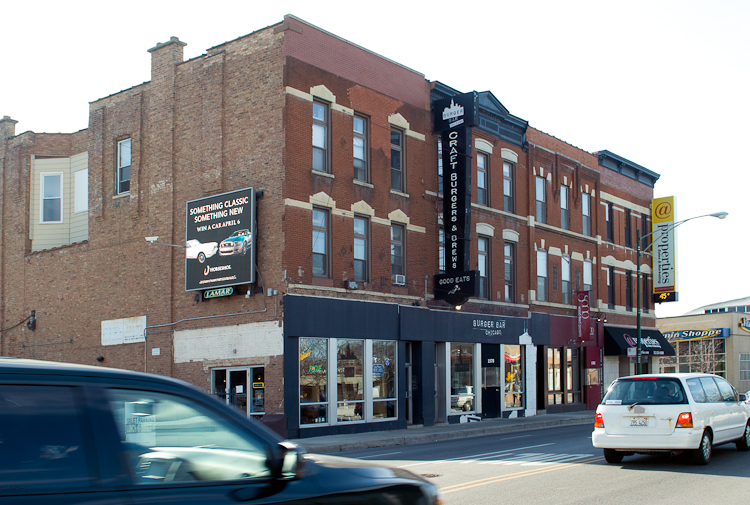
[651,196,677,303]
[185,188,256,291]
[433,92,479,306]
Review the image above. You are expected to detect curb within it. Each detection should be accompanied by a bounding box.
[297,416,594,454]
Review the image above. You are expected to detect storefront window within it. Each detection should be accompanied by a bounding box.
[548,348,562,405]
[661,338,727,378]
[504,345,524,408]
[451,343,475,413]
[300,338,328,424]
[373,340,397,419]
[337,339,364,422]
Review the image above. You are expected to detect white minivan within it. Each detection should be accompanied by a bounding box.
[592,373,750,465]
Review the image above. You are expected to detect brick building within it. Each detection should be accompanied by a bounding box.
[0,15,670,438]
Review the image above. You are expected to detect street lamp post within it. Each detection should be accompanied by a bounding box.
[635,211,728,374]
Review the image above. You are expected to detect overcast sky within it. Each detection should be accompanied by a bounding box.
[3,0,747,318]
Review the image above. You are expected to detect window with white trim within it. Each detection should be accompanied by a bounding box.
[74,170,88,213]
[312,102,329,172]
[741,353,750,381]
[560,185,569,230]
[353,216,369,282]
[117,139,131,194]
[312,207,330,277]
[537,249,548,302]
[562,256,571,305]
[477,153,488,206]
[353,115,368,182]
[582,193,591,236]
[391,129,404,191]
[41,173,62,223]
[536,177,546,224]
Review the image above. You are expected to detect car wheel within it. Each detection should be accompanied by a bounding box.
[692,430,712,465]
[736,423,750,452]
[198,252,206,263]
[603,449,624,464]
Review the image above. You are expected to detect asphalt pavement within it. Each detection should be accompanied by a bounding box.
[289,410,596,454]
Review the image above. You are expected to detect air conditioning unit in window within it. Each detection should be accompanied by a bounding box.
[392,274,406,286]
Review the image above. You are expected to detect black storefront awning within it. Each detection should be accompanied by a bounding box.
[604,327,676,357]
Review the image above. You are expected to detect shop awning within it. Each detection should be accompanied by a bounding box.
[603,326,675,357]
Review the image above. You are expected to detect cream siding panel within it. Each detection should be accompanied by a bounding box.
[70,153,89,243]
[31,153,88,251]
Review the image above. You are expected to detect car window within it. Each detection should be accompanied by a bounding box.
[0,385,93,491]
[699,377,722,402]
[714,377,736,401]
[106,389,271,485]
[602,378,687,405]
[686,378,707,403]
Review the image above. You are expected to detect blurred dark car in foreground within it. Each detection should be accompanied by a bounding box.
[0,358,442,504]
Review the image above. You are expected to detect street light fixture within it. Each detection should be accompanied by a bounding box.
[635,211,728,374]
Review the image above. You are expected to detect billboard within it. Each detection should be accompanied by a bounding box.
[185,188,256,291]
[651,196,677,303]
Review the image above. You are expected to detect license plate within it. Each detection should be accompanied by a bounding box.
[630,417,649,427]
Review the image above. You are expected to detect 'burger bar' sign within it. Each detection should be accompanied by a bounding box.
[433,93,479,306]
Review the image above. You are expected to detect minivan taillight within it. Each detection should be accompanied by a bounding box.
[595,413,605,428]
[676,412,693,428]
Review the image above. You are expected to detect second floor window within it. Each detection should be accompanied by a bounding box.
[505,243,515,303]
[437,141,443,193]
[477,153,488,205]
[478,237,489,299]
[537,249,548,302]
[312,208,329,277]
[560,185,569,230]
[391,129,404,192]
[642,273,650,313]
[391,224,404,277]
[583,261,592,293]
[354,216,369,282]
[582,193,591,236]
[117,138,131,194]
[353,115,368,182]
[41,173,62,223]
[439,228,445,273]
[562,256,571,305]
[312,102,329,172]
[607,266,615,309]
[641,214,649,249]
[536,176,546,224]
[503,162,514,213]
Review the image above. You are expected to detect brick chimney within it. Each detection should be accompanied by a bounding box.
[147,36,186,83]
[0,116,18,140]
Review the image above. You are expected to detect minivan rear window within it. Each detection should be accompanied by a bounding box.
[602,378,688,405]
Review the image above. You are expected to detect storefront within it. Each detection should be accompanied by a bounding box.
[657,312,750,392]
[602,326,675,386]
[283,294,534,438]
[536,314,602,413]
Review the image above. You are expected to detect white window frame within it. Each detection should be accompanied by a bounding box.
[40,172,63,224]
[537,249,548,302]
[312,101,329,173]
[536,176,546,223]
[583,260,593,292]
[560,185,569,230]
[390,128,404,192]
[477,152,488,206]
[117,138,131,195]
[582,193,591,236]
[740,353,750,381]
[562,256,571,305]
[353,114,368,182]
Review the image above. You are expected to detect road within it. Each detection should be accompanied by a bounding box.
[339,425,750,505]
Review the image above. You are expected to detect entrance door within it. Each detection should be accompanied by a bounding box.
[482,344,501,418]
[212,367,265,417]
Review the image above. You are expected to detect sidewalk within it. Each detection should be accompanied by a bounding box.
[289,411,595,454]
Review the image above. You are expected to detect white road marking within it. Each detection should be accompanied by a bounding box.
[356,451,402,459]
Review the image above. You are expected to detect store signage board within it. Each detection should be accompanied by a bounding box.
[185,188,256,291]
[651,196,677,303]
[433,92,479,306]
